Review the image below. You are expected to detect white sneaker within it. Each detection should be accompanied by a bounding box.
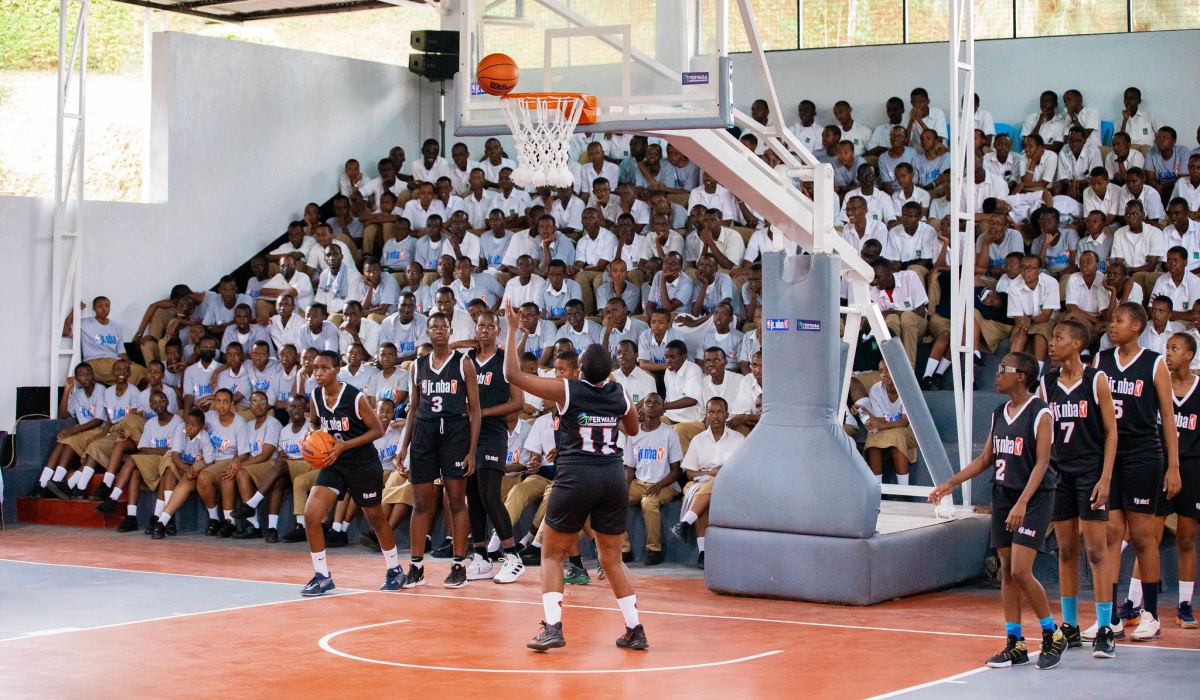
[1082,618,1124,641]
[1130,612,1160,641]
[493,552,526,584]
[465,553,494,580]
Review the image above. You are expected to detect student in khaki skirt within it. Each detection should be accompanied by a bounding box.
[94,391,181,530]
[853,362,919,487]
[76,359,141,500]
[273,397,315,544]
[196,389,250,539]
[149,409,218,539]
[36,363,106,501]
[228,391,283,541]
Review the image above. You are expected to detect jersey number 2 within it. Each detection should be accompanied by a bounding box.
[995,458,1006,481]
[580,427,616,455]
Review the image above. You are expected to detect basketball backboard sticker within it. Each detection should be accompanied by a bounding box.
[456,0,732,136]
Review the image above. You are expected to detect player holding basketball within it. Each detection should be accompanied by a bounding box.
[501,298,647,652]
[930,352,1067,670]
[300,350,403,596]
[1037,320,1119,657]
[396,311,481,589]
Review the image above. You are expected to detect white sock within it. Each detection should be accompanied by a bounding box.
[617,595,640,627]
[332,522,344,532]
[268,514,279,529]
[383,546,400,570]
[974,350,981,359]
[1129,578,1143,607]
[297,515,306,527]
[697,536,705,552]
[488,533,502,552]
[937,358,951,373]
[164,490,173,503]
[246,492,264,508]
[67,471,81,488]
[207,506,219,520]
[102,472,115,487]
[1121,541,1129,552]
[312,551,330,577]
[876,473,884,484]
[531,540,541,549]
[158,511,170,525]
[53,466,67,482]
[897,473,909,486]
[126,505,137,516]
[1180,580,1194,604]
[223,509,233,522]
[79,466,95,485]
[110,487,123,501]
[923,358,938,378]
[154,500,165,517]
[248,514,260,530]
[682,511,698,525]
[520,532,534,546]
[39,467,53,487]
[543,592,563,625]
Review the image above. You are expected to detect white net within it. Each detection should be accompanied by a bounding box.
[500,94,585,190]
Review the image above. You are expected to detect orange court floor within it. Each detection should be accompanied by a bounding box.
[0,525,1197,700]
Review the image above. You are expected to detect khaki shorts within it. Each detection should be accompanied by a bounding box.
[58,426,106,458]
[132,453,171,491]
[83,428,125,465]
[926,313,951,338]
[241,460,276,490]
[976,312,1014,353]
[203,459,236,481]
[1022,320,1056,342]
[288,460,317,515]
[165,456,208,481]
[121,413,148,444]
[855,370,882,393]
[382,470,414,506]
[864,425,920,463]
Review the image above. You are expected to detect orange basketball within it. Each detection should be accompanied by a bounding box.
[300,430,337,468]
[477,53,519,96]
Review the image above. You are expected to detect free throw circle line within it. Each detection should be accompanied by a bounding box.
[319,619,783,674]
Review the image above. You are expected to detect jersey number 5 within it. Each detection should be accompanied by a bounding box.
[1112,399,1123,419]
[580,427,617,455]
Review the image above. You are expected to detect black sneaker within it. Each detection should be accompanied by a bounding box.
[230,502,256,520]
[527,621,565,651]
[622,550,635,563]
[521,547,542,567]
[644,549,665,566]
[1036,628,1066,670]
[71,486,89,501]
[671,521,696,545]
[1092,625,1116,659]
[205,518,222,536]
[697,551,705,570]
[144,519,156,536]
[359,530,381,552]
[431,538,455,559]
[94,498,118,514]
[219,520,237,538]
[1060,622,1082,648]
[46,480,72,501]
[264,527,279,544]
[301,573,335,597]
[918,375,941,391]
[91,482,112,501]
[232,526,263,540]
[151,521,166,540]
[401,564,426,589]
[166,517,177,536]
[282,525,307,543]
[444,562,468,588]
[616,623,649,650]
[325,530,348,548]
[28,485,49,499]
[488,549,503,563]
[116,515,139,532]
[985,635,1029,667]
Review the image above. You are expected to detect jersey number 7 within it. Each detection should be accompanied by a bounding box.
[580,427,617,455]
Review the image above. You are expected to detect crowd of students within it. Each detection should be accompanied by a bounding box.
[27,85,1200,575]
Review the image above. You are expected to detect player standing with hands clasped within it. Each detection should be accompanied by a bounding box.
[501,298,648,653]
[930,352,1067,670]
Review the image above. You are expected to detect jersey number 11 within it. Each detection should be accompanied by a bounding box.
[580,427,617,455]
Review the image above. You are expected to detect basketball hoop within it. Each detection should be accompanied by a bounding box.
[500,92,596,189]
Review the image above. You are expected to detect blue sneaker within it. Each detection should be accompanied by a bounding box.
[380,566,404,591]
[1119,599,1142,626]
[301,573,336,597]
[1178,601,1197,629]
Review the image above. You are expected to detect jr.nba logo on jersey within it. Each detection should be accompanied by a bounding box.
[1134,380,1144,396]
[1078,401,1087,417]
[482,372,493,385]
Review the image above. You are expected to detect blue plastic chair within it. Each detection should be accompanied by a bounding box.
[1100,120,1115,147]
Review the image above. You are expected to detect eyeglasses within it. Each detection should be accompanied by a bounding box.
[249,399,269,405]
[996,365,1020,375]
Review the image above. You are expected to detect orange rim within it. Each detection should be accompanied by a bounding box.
[501,92,596,125]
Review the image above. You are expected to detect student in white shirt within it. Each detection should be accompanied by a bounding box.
[1082,167,1121,226]
[541,259,583,324]
[1111,199,1167,294]
[672,396,746,569]
[1170,154,1200,211]
[790,99,822,152]
[577,141,621,195]
[975,214,1025,279]
[889,164,932,219]
[447,143,479,195]
[305,225,358,286]
[478,138,517,186]
[622,393,684,565]
[1006,255,1061,368]
[1059,250,1109,334]
[1141,296,1183,353]
[338,301,382,358]
[1150,247,1200,321]
[610,340,656,405]
[479,210,514,273]
[688,173,738,224]
[1164,199,1200,270]
[1062,89,1102,147]
[869,260,928,368]
[554,299,602,348]
[852,361,918,486]
[378,293,429,362]
[905,88,947,152]
[220,304,272,357]
[982,133,1020,187]
[259,255,314,317]
[461,169,497,230]
[672,345,745,455]
[832,100,873,155]
[503,254,548,310]
[1118,87,1159,147]
[508,301,558,364]
[662,340,704,424]
[867,97,906,156]
[600,297,649,357]
[1054,127,1102,200]
[410,138,451,187]
[268,222,317,269]
[973,93,996,147]
[314,244,357,315]
[76,296,146,387]
[401,182,446,232]
[1021,90,1068,150]
[297,303,341,355]
[1014,134,1058,194]
[1118,168,1167,225]
[596,258,643,315]
[1105,132,1146,186]
[571,208,620,312]
[884,202,937,276]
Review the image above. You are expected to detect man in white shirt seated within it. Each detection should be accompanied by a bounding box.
[339,158,366,200]
[451,255,502,312]
[612,339,657,404]
[1117,167,1167,227]
[1149,246,1200,321]
[1105,132,1145,187]
[1021,90,1068,151]
[1118,87,1158,148]
[576,141,620,196]
[554,299,602,348]
[621,392,685,565]
[502,254,548,310]
[609,182,652,233]
[1164,198,1200,268]
[354,157,404,215]
[461,169,496,231]
[410,138,451,189]
[905,87,947,153]
[447,142,479,196]
[1170,154,1200,211]
[350,257,401,320]
[1058,250,1108,339]
[220,304,272,357]
[837,166,898,227]
[982,132,1019,190]
[1014,134,1058,194]
[661,340,704,425]
[884,202,937,282]
[869,260,928,368]
[695,208,747,272]
[1006,254,1061,371]
[478,138,517,187]
[1054,126,1102,200]
[478,209,514,275]
[305,223,357,285]
[671,396,747,569]
[975,214,1026,280]
[435,177,467,222]
[687,173,737,225]
[338,301,381,359]
[600,297,649,357]
[889,163,932,219]
[541,259,583,326]
[314,244,357,317]
[1062,89,1101,147]
[202,276,255,339]
[268,293,305,352]
[790,99,822,153]
[571,207,619,313]
[257,254,314,318]
[440,213,482,269]
[867,97,906,157]
[267,222,316,272]
[401,182,445,231]
[596,258,642,315]
[325,194,364,267]
[542,186,584,233]
[832,100,873,156]
[297,303,340,354]
[1082,167,1121,226]
[378,292,429,363]
[656,144,701,195]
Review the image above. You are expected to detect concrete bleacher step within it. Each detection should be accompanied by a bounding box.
[16,497,125,529]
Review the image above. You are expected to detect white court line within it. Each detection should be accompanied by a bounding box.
[319,619,784,674]
[863,666,992,699]
[0,557,352,590]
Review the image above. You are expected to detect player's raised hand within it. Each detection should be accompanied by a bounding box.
[503,297,519,329]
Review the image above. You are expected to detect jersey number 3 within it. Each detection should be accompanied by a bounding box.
[429,396,443,412]
[580,427,617,454]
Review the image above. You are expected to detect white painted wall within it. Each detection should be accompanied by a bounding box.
[732,29,1200,149]
[0,32,440,429]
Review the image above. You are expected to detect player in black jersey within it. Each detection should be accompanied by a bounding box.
[1162,333,1199,629]
[931,352,1067,670]
[396,311,481,590]
[301,351,402,596]
[1095,302,1180,641]
[1039,320,1119,657]
[465,311,528,584]
[501,299,646,653]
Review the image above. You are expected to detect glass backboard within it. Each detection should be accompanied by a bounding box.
[455,0,732,136]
